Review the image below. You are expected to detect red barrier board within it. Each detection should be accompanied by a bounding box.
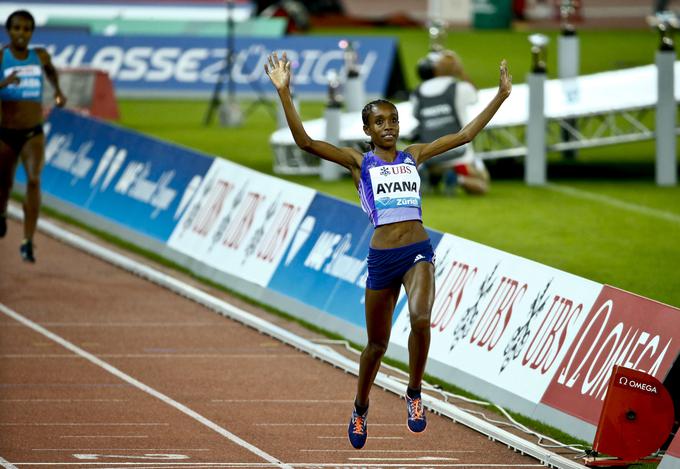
[44,68,119,121]
[667,431,680,458]
[540,286,680,425]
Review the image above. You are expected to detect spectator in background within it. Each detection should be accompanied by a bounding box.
[411,50,491,196]
[0,9,66,262]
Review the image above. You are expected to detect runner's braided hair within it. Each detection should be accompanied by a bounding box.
[6,10,35,31]
[361,99,397,150]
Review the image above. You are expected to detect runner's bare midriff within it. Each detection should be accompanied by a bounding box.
[1,101,43,129]
[370,220,429,249]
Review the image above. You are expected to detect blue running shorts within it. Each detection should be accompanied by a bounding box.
[366,239,435,290]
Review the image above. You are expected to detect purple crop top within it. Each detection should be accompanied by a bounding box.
[357,150,422,227]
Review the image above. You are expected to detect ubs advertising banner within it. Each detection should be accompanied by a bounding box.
[32,30,400,98]
[15,108,213,241]
[390,233,604,404]
[266,194,443,328]
[167,159,315,286]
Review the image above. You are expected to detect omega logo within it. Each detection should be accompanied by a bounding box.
[618,376,657,393]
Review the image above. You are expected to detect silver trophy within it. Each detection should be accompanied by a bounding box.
[528,33,550,73]
[649,11,678,51]
[428,19,447,52]
[559,0,578,34]
[326,69,343,108]
[340,39,360,79]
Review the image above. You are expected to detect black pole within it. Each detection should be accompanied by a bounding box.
[226,0,235,104]
[203,0,234,126]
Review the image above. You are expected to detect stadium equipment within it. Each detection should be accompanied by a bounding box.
[585,365,675,467]
[270,62,680,178]
[43,68,119,121]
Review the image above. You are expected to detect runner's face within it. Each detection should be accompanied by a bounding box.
[7,17,34,51]
[364,103,400,148]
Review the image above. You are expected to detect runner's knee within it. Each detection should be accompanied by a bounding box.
[409,309,431,334]
[364,339,388,359]
[26,176,41,189]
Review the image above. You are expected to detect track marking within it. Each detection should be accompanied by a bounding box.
[1,322,219,327]
[255,423,402,426]
[0,303,292,469]
[32,450,210,452]
[545,184,680,224]
[4,206,588,469]
[1,354,300,359]
[212,400,346,403]
[73,455,188,460]
[0,456,18,469]
[302,450,471,453]
[2,424,166,427]
[6,463,546,467]
[317,436,403,440]
[302,450,472,453]
[0,383,128,388]
[2,399,128,403]
[61,436,149,439]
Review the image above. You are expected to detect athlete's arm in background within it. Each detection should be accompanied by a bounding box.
[265,52,362,172]
[37,48,66,107]
[407,60,512,165]
[0,70,19,88]
[0,52,20,89]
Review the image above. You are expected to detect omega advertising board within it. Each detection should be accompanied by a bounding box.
[540,285,680,429]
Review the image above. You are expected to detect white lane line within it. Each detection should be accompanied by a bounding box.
[1,354,299,359]
[6,464,545,467]
[302,450,471,453]
[545,184,680,224]
[255,423,402,426]
[0,383,127,388]
[2,424,166,426]
[1,323,219,327]
[32,449,210,452]
[0,303,292,469]
[212,400,346,403]
[317,436,403,440]
[60,436,149,439]
[2,399,127,403]
[0,456,18,469]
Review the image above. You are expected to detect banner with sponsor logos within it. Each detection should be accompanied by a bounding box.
[32,30,401,98]
[390,233,604,405]
[541,285,680,425]
[15,108,212,241]
[167,159,315,286]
